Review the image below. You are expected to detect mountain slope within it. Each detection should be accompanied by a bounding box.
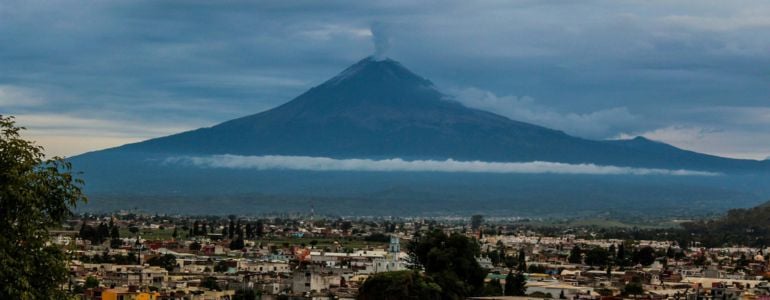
[93,57,767,172]
[602,137,767,172]
[68,56,770,215]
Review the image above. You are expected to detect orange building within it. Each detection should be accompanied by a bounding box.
[101,289,160,300]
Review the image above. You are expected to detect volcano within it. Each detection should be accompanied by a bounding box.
[83,57,766,171]
[70,57,770,215]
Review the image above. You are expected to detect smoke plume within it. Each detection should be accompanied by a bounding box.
[371,22,391,60]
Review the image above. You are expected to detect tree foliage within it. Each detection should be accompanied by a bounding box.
[471,215,484,231]
[568,245,582,264]
[214,260,230,273]
[623,277,644,296]
[147,254,177,272]
[0,115,87,299]
[229,236,245,250]
[634,246,656,266]
[487,250,500,266]
[504,271,527,296]
[80,252,137,265]
[189,241,202,251]
[80,221,118,248]
[585,247,609,267]
[109,225,121,248]
[406,230,486,299]
[517,248,527,272]
[616,243,627,266]
[681,203,770,247]
[233,288,261,300]
[201,276,220,291]
[357,270,442,300]
[364,233,391,243]
[84,276,99,289]
[483,278,503,296]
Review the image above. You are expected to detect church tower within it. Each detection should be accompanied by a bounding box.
[389,235,400,262]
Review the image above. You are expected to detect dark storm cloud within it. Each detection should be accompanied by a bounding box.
[1,0,769,158]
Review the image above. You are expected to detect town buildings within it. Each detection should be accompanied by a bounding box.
[62,214,770,299]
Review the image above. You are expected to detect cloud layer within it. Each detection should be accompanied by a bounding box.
[167,155,718,176]
[449,87,651,139]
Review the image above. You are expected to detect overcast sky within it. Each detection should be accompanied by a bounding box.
[2,0,769,159]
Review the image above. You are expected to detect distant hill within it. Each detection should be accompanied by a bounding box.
[682,200,770,247]
[69,57,770,215]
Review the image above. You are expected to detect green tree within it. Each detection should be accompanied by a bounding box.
[193,221,200,236]
[96,222,109,244]
[517,248,527,272]
[693,254,707,266]
[229,237,245,250]
[214,260,230,273]
[256,220,265,237]
[568,245,582,264]
[233,288,261,300]
[341,221,353,233]
[636,246,656,266]
[228,218,235,239]
[110,226,120,240]
[110,238,122,249]
[504,255,517,269]
[504,271,514,295]
[147,254,177,272]
[484,278,503,296]
[357,270,441,300]
[0,115,88,299]
[616,244,627,266]
[737,253,749,270]
[407,230,486,298]
[110,226,121,248]
[666,246,675,258]
[623,278,644,296]
[488,250,501,266]
[189,241,202,251]
[504,271,527,296]
[84,276,99,289]
[585,247,609,267]
[528,264,547,274]
[471,215,484,231]
[201,276,220,291]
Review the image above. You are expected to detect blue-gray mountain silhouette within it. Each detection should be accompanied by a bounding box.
[96,57,766,172]
[70,57,770,215]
